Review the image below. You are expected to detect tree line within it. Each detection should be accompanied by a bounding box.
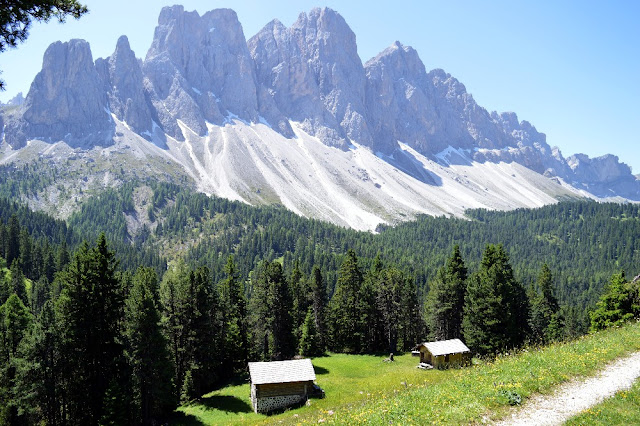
[65,181,640,316]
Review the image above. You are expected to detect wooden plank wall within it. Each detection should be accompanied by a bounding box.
[255,381,312,398]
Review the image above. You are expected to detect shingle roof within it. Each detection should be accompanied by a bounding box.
[420,339,470,357]
[248,359,317,385]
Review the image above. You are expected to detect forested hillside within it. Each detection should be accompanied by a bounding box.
[67,181,640,309]
[1,182,639,423]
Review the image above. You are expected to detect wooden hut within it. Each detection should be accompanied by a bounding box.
[415,338,471,369]
[248,359,317,413]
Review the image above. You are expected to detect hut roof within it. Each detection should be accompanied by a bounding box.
[248,359,316,385]
[419,339,470,357]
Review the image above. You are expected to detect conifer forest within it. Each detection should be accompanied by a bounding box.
[0,182,639,424]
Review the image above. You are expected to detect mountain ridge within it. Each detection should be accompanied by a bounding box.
[1,6,638,230]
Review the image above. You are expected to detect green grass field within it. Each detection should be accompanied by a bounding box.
[174,352,449,425]
[173,321,640,425]
[564,379,640,425]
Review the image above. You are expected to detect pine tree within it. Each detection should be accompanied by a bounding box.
[529,264,563,343]
[220,256,248,373]
[425,245,467,340]
[0,293,33,424]
[55,234,125,424]
[399,274,423,351]
[463,244,528,355]
[160,260,191,393]
[590,272,633,331]
[290,261,309,345]
[5,215,20,267]
[180,368,195,404]
[329,250,364,353]
[124,267,176,425]
[248,261,272,361]
[248,261,295,361]
[160,262,221,397]
[268,262,295,360]
[376,267,404,353]
[18,229,32,280]
[56,240,70,272]
[9,260,27,306]
[188,266,221,394]
[299,308,321,357]
[361,256,384,353]
[309,266,328,353]
[29,276,49,316]
[14,301,61,426]
[41,242,56,283]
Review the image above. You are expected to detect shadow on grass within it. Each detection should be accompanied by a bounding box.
[169,411,206,426]
[207,374,249,392]
[313,365,329,375]
[199,394,253,414]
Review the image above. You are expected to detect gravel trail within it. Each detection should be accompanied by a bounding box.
[496,351,640,425]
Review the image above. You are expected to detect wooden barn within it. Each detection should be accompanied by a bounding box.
[415,338,471,369]
[248,359,318,414]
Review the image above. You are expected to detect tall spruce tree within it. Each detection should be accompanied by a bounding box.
[220,256,248,373]
[124,267,176,425]
[399,274,423,351]
[361,255,385,353]
[589,272,633,331]
[188,266,221,395]
[18,229,32,280]
[463,244,529,355]
[9,261,27,306]
[248,261,295,361]
[160,262,221,399]
[267,262,295,360]
[14,300,61,426]
[425,245,467,340]
[299,308,321,357]
[376,267,404,353]
[248,261,272,361]
[0,293,33,424]
[160,260,191,395]
[309,266,328,353]
[290,261,309,345]
[329,250,364,353]
[529,264,563,343]
[5,215,20,267]
[55,234,125,424]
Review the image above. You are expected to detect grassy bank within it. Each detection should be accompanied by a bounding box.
[565,379,640,425]
[174,321,640,425]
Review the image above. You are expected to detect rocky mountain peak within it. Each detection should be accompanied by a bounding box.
[250,6,371,148]
[143,6,258,140]
[95,35,154,135]
[4,39,112,148]
[366,41,426,78]
[4,92,25,106]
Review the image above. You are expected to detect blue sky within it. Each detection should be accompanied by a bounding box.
[1,1,638,172]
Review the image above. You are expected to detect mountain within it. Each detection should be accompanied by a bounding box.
[1,6,638,231]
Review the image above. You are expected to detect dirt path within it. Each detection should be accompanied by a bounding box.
[496,351,640,425]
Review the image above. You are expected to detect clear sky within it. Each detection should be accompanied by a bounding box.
[1,1,638,172]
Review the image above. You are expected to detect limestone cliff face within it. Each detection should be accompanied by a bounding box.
[249,7,371,148]
[5,39,113,148]
[143,5,259,140]
[365,42,479,155]
[1,6,637,200]
[96,36,154,136]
